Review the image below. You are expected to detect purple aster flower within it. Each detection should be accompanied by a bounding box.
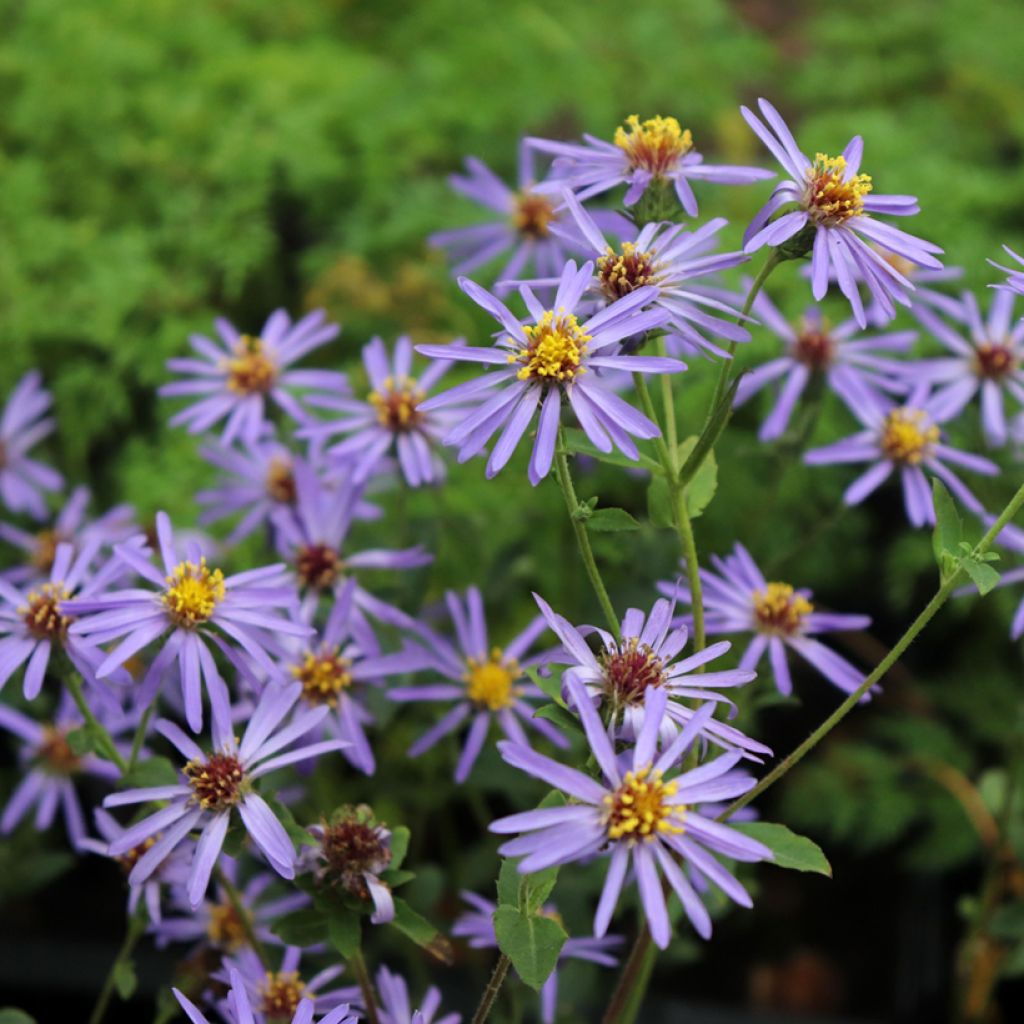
[529,114,773,214]
[741,98,943,327]
[491,678,771,948]
[991,245,1024,297]
[908,288,1024,446]
[160,309,347,445]
[556,189,752,361]
[217,947,358,1024]
[429,140,622,291]
[389,586,568,783]
[64,511,309,731]
[533,593,770,761]
[103,681,347,908]
[733,294,915,441]
[271,465,431,634]
[454,891,622,1024]
[374,965,460,1024]
[152,855,309,952]
[0,695,124,850]
[0,370,63,519]
[174,966,358,1024]
[663,542,871,698]
[301,336,470,487]
[80,807,192,924]
[804,385,1000,525]
[301,805,397,924]
[416,260,679,485]
[0,485,136,586]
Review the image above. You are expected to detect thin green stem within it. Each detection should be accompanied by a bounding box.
[351,949,382,1024]
[65,670,128,773]
[88,905,147,1024]
[554,428,620,639]
[216,865,269,967]
[720,479,1024,821]
[601,926,653,1024]
[127,701,156,773]
[470,953,512,1024]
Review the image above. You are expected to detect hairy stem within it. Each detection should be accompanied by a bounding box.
[470,953,512,1024]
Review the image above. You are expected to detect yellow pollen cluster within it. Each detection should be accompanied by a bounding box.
[37,726,81,776]
[513,191,557,239]
[162,558,226,628]
[604,766,683,842]
[614,115,693,176]
[597,243,659,301]
[184,751,246,811]
[805,153,872,225]
[752,582,813,637]
[369,376,426,433]
[465,648,519,711]
[225,335,277,395]
[260,971,306,1019]
[207,901,250,950]
[880,407,939,465]
[115,835,158,875]
[511,310,590,383]
[20,582,72,640]
[293,647,354,707]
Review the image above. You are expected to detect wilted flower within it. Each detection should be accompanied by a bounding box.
[0,370,63,520]
[533,593,770,760]
[742,98,943,327]
[529,114,773,213]
[104,682,347,907]
[374,965,460,1024]
[734,295,915,440]
[665,543,871,697]
[491,679,771,948]
[160,309,347,445]
[804,386,1000,525]
[416,260,678,484]
[389,586,568,782]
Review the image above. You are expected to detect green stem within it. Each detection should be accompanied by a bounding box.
[127,702,156,773]
[720,479,1024,821]
[470,953,512,1024]
[554,428,620,639]
[88,906,147,1024]
[351,949,382,1024]
[65,670,128,773]
[601,926,653,1024]
[216,866,269,966]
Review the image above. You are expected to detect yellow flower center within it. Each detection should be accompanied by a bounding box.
[265,457,297,504]
[804,153,872,225]
[614,115,693,177]
[369,376,426,433]
[37,726,81,776]
[880,407,939,465]
[162,558,226,628]
[207,901,250,950]
[225,335,277,395]
[513,191,558,239]
[465,648,519,711]
[974,342,1017,381]
[293,647,354,707]
[604,766,683,842]
[511,310,590,383]
[260,971,306,1020]
[752,582,813,637]
[184,752,246,811]
[20,582,72,640]
[597,243,660,301]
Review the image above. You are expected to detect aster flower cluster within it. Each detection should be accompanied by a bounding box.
[4,90,1024,1024]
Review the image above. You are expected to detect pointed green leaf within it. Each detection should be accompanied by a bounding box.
[962,557,1001,596]
[734,822,832,876]
[647,477,673,528]
[121,756,180,790]
[391,897,453,963]
[113,960,137,1000]
[524,666,565,707]
[0,1011,37,1024]
[586,507,641,532]
[326,907,361,958]
[532,703,581,736]
[271,908,328,947]
[388,826,411,872]
[493,906,567,990]
[561,429,662,474]
[676,436,718,519]
[931,478,962,575]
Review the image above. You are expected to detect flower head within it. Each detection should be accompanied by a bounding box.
[491,679,771,948]
[416,260,678,484]
[0,371,64,520]
[741,98,943,327]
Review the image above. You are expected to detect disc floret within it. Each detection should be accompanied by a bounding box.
[603,765,684,842]
[601,637,665,707]
[804,153,872,226]
[511,310,591,383]
[513,191,558,239]
[753,582,813,637]
[293,646,354,707]
[21,582,72,640]
[184,752,247,812]
[465,648,520,711]
[162,558,226,628]
[614,115,693,177]
[225,335,278,395]
[880,407,939,464]
[369,376,426,433]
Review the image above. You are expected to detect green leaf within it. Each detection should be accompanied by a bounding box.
[962,557,1001,596]
[647,477,673,529]
[497,794,564,911]
[532,703,581,736]
[734,822,832,877]
[326,907,362,958]
[493,906,567,990]
[561,429,662,474]
[676,436,718,519]
[931,478,962,572]
[389,826,411,872]
[391,897,453,964]
[267,799,315,847]
[113,959,137,1000]
[121,756,180,790]
[677,374,742,493]
[585,507,641,533]
[65,725,98,757]
[271,908,328,947]
[0,1011,37,1024]
[524,666,565,707]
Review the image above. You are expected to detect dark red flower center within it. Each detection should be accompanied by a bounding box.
[601,638,665,705]
[296,543,341,590]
